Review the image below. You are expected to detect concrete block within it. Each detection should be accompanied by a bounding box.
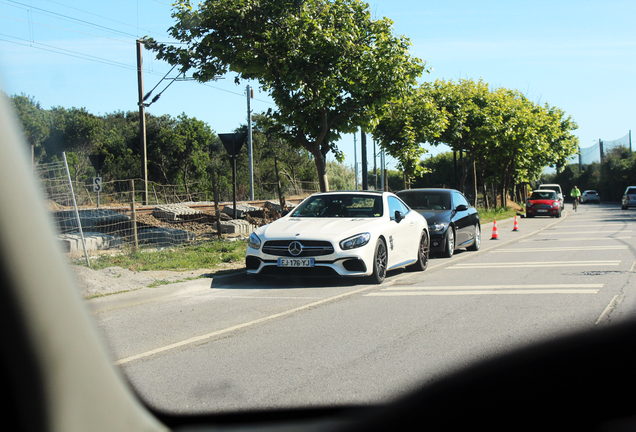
[219,219,255,234]
[222,203,260,219]
[59,232,123,253]
[153,204,203,221]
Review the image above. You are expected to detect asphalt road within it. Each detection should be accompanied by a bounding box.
[91,203,636,414]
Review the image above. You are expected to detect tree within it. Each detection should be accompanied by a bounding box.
[9,94,49,161]
[146,0,425,191]
[372,86,447,189]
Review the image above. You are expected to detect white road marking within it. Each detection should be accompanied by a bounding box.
[595,294,625,325]
[447,261,620,269]
[114,285,376,365]
[538,230,632,235]
[367,284,603,297]
[521,237,631,242]
[492,246,628,252]
[368,289,599,296]
[382,284,603,291]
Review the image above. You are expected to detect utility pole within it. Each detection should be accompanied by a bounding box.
[136,40,148,205]
[373,138,377,190]
[353,133,358,190]
[361,129,368,190]
[246,84,254,201]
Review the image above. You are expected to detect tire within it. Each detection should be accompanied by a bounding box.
[622,205,627,210]
[526,212,534,218]
[409,231,429,271]
[368,239,387,284]
[467,223,481,251]
[441,227,455,258]
[556,209,562,218]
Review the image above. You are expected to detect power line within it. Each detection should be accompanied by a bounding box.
[3,0,139,38]
[0,13,132,44]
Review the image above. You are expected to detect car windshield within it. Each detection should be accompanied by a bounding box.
[398,192,451,210]
[530,191,557,200]
[3,0,636,424]
[291,194,382,218]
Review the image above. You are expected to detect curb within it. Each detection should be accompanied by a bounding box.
[87,268,249,313]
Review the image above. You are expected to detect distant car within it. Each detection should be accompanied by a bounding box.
[537,184,564,207]
[245,191,429,283]
[526,190,562,218]
[622,186,636,210]
[581,190,600,204]
[396,188,480,258]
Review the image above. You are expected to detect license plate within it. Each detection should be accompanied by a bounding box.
[537,209,548,213]
[278,258,315,267]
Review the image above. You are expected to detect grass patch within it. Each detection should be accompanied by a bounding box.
[477,206,521,224]
[80,240,248,272]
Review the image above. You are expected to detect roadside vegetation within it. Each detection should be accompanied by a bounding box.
[79,202,516,275]
[83,240,247,273]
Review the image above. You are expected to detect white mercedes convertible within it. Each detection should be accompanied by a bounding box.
[246,191,429,283]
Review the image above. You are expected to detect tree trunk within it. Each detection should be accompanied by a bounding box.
[471,154,478,207]
[459,149,468,195]
[312,149,329,192]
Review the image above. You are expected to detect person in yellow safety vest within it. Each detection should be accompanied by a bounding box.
[570,185,581,210]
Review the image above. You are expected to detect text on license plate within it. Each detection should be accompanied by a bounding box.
[537,209,548,212]
[278,258,315,267]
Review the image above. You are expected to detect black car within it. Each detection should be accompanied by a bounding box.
[396,188,480,257]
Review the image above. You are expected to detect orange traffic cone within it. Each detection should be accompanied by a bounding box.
[491,220,499,240]
[512,216,519,232]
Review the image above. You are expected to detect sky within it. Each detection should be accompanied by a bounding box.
[1,0,634,177]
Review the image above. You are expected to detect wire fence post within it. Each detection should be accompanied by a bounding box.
[129,180,138,252]
[63,152,90,267]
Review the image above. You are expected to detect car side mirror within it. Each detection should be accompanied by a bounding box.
[456,204,468,212]
[281,210,290,217]
[394,210,405,223]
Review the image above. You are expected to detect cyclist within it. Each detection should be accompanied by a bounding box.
[570,185,581,211]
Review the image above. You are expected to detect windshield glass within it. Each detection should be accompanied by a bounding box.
[530,191,557,200]
[398,192,451,210]
[291,194,382,218]
[3,0,634,420]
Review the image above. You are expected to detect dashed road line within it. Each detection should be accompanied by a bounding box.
[446,261,620,269]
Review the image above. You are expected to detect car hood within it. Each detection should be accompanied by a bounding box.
[255,216,386,240]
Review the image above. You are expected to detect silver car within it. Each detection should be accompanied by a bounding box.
[622,186,636,209]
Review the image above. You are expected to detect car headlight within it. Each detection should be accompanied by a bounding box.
[248,232,262,250]
[430,222,447,232]
[552,202,559,208]
[526,202,532,208]
[340,233,371,250]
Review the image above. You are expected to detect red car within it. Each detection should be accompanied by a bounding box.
[526,190,562,218]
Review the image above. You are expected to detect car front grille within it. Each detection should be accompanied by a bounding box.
[262,240,334,257]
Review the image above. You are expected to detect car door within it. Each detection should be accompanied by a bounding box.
[386,196,418,267]
[451,192,472,246]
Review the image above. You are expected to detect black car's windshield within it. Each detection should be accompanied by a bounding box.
[291,194,382,218]
[398,192,451,210]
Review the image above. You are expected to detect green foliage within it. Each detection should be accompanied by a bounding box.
[146,0,426,191]
[9,93,50,158]
[326,161,355,191]
[84,240,247,272]
[10,93,334,201]
[372,86,447,183]
[417,78,578,206]
[545,146,636,202]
